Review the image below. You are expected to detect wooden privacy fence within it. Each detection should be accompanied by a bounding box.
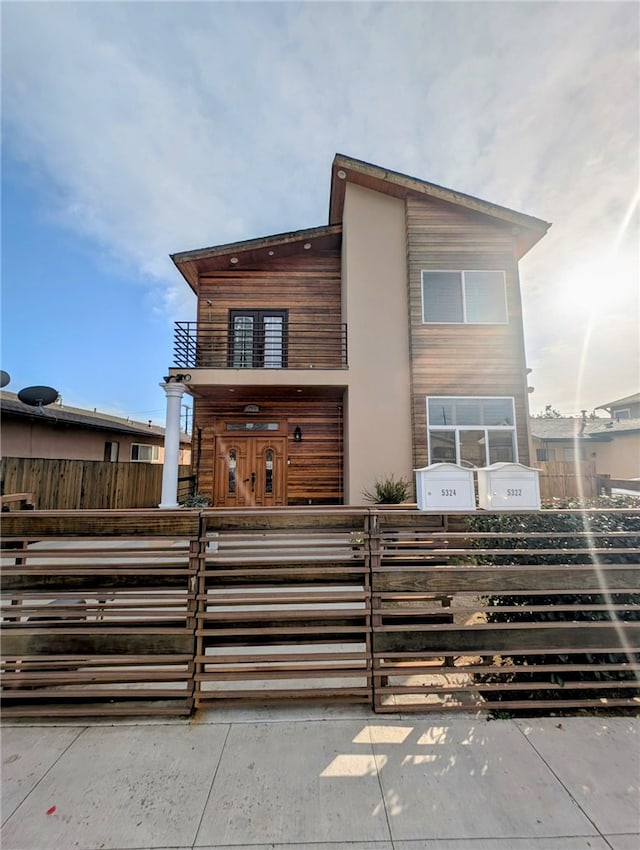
[1,507,639,717]
[1,458,191,509]
[537,460,598,501]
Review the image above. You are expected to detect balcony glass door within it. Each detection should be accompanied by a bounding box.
[229,310,287,368]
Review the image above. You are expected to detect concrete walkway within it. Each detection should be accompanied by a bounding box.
[1,706,638,850]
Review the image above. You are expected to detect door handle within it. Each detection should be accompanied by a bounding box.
[242,474,257,493]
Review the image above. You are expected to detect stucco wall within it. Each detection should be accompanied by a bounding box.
[341,184,413,503]
[1,419,190,464]
[531,433,640,479]
[590,433,640,479]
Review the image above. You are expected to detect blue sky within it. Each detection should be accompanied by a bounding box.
[2,1,638,425]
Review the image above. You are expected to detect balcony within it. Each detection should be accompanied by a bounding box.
[173,321,348,370]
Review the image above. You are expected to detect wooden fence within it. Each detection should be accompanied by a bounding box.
[537,460,598,500]
[196,509,372,705]
[370,509,639,712]
[1,511,200,716]
[1,507,638,717]
[0,458,191,509]
[4,456,626,509]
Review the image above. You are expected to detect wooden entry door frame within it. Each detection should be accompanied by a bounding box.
[214,424,287,507]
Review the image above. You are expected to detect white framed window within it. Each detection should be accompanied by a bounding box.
[427,396,517,466]
[614,409,630,421]
[131,443,160,462]
[422,270,507,324]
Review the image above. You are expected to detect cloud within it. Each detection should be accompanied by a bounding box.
[2,1,638,409]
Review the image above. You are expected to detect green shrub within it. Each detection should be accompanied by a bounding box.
[179,493,211,508]
[362,475,411,504]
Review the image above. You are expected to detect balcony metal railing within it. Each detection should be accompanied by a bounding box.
[173,321,348,370]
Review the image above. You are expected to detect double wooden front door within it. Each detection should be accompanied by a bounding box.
[214,436,287,507]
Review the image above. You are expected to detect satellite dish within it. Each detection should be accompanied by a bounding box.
[0,370,10,388]
[18,385,59,409]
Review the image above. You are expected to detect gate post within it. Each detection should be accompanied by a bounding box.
[366,509,382,711]
[187,510,208,713]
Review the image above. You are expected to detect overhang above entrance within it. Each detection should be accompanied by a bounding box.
[178,383,346,405]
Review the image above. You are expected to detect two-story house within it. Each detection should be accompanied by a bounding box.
[164,154,550,507]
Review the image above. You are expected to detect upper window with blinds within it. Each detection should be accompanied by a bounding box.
[421,270,508,324]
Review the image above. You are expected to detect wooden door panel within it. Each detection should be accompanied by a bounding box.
[214,439,250,506]
[252,437,286,506]
[214,436,286,507]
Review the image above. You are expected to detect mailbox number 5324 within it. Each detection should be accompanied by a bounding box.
[441,488,457,497]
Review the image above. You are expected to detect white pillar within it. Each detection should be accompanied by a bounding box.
[159,381,187,509]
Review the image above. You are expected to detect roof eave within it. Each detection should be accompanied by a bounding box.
[329,153,551,259]
[595,392,640,411]
[170,224,341,275]
[0,405,189,443]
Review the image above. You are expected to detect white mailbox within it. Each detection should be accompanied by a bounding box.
[477,462,541,511]
[414,463,476,511]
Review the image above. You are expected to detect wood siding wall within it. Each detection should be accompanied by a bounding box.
[198,252,342,369]
[193,397,344,505]
[405,195,531,468]
[194,249,344,506]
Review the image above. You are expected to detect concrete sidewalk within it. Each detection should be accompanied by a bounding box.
[1,706,638,850]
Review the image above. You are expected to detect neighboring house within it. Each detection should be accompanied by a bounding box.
[530,413,640,480]
[588,418,640,480]
[166,153,550,506]
[591,392,640,479]
[0,391,191,464]
[530,417,599,464]
[595,391,640,422]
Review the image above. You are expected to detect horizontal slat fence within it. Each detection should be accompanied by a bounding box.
[194,508,371,706]
[1,507,639,717]
[1,510,200,717]
[1,458,191,509]
[370,509,640,712]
